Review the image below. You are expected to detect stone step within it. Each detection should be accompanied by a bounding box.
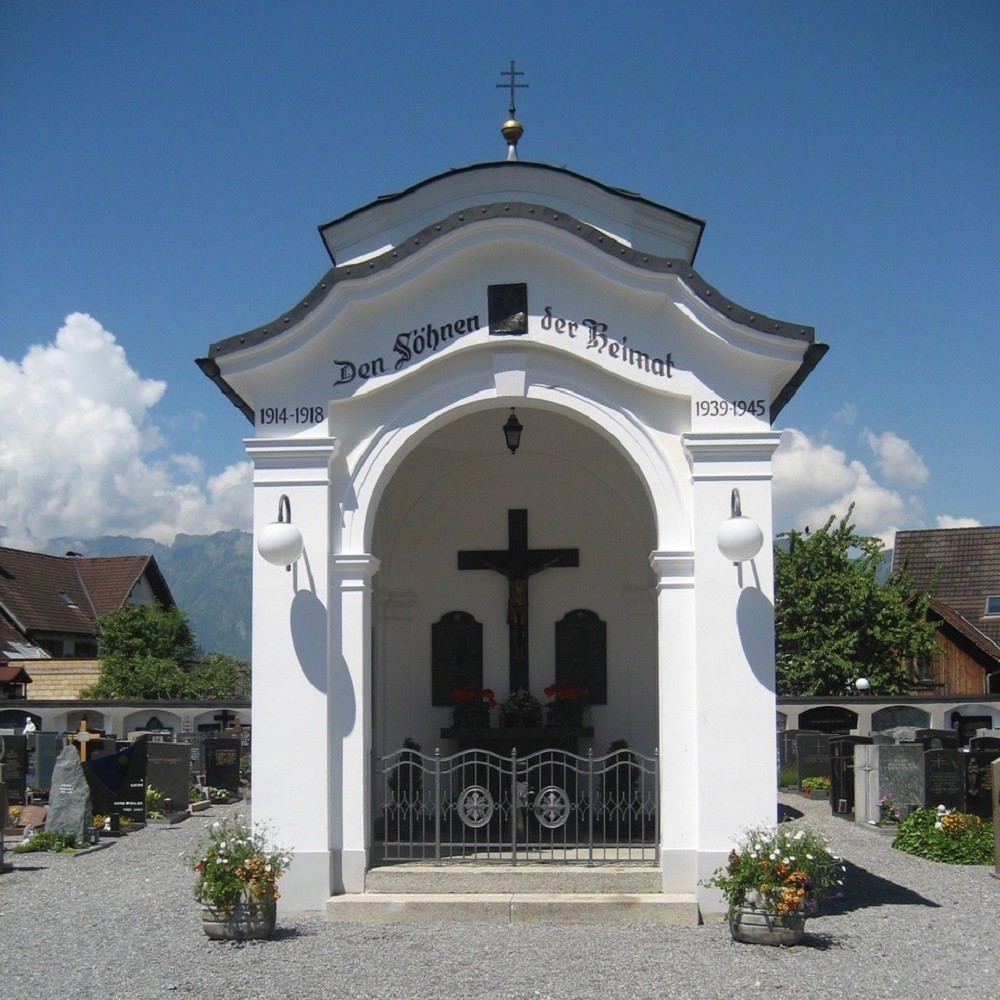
[325,892,701,925]
[365,863,663,895]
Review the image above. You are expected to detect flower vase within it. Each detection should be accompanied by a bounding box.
[201,894,277,941]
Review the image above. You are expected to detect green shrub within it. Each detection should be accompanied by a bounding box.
[802,775,831,791]
[13,830,77,853]
[893,807,994,865]
[777,767,797,788]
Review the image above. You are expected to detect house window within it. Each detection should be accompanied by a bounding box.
[985,596,1000,616]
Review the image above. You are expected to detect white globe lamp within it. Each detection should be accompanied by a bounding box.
[717,489,764,564]
[257,495,304,571]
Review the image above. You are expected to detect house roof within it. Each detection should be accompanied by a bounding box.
[893,526,1000,647]
[0,664,33,685]
[926,597,1000,668]
[0,548,175,658]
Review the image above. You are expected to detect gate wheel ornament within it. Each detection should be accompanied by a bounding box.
[533,786,571,829]
[457,785,494,828]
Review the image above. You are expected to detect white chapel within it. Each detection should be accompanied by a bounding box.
[198,95,826,917]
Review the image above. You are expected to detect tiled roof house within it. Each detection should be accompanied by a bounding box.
[892,526,1000,695]
[0,547,175,697]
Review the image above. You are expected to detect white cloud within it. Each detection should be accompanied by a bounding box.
[772,427,921,544]
[861,429,929,489]
[935,514,982,529]
[0,313,251,549]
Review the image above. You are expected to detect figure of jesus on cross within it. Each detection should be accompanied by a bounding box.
[458,509,578,693]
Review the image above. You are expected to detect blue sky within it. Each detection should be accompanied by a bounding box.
[1,1,997,549]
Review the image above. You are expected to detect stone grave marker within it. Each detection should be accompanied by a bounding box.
[924,748,965,811]
[47,745,93,843]
[30,733,62,793]
[829,735,872,814]
[855,743,924,825]
[962,751,996,820]
[777,729,818,770]
[794,732,831,788]
[0,734,28,805]
[146,741,192,813]
[915,728,960,751]
[84,737,148,825]
[0,779,6,868]
[176,732,209,778]
[205,736,241,796]
[882,726,920,743]
[969,736,1000,753]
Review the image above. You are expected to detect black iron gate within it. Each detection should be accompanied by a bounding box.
[375,745,658,863]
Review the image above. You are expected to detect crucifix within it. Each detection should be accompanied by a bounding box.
[458,509,578,693]
[497,59,529,117]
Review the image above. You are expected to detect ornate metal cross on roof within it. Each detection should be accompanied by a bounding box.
[497,59,529,116]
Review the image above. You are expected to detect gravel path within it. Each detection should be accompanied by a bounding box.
[1,794,997,1000]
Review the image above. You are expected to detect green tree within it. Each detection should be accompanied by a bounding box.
[774,507,937,696]
[187,652,250,700]
[83,603,198,699]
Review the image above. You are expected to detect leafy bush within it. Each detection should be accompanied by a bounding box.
[777,767,797,788]
[801,776,831,791]
[13,830,77,853]
[892,806,994,865]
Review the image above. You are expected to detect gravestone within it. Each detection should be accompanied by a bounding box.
[871,706,930,731]
[146,742,191,813]
[829,735,872,814]
[915,729,960,751]
[176,732,209,777]
[795,732,831,788]
[431,611,484,706]
[84,737,147,824]
[0,779,6,869]
[924,749,965,811]
[31,733,62,793]
[554,609,608,704]
[205,737,241,795]
[961,751,996,820]
[47,745,92,843]
[882,726,920,744]
[855,743,925,825]
[970,736,1000,753]
[778,729,820,770]
[0,734,28,805]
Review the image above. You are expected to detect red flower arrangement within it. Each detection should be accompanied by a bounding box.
[544,681,589,703]
[543,681,589,728]
[451,684,497,707]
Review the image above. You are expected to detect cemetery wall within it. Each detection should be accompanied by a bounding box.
[778,695,1000,734]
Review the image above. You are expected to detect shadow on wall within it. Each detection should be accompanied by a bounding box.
[737,583,775,695]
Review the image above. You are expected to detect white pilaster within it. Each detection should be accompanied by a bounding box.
[330,552,380,894]
[246,437,339,911]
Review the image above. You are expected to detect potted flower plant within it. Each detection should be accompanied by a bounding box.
[801,775,831,798]
[704,824,844,946]
[187,814,292,941]
[543,681,589,728]
[451,684,497,728]
[500,688,543,727]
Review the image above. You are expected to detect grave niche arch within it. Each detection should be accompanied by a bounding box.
[871,705,931,731]
[798,706,858,735]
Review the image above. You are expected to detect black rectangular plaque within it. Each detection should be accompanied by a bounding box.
[829,735,872,813]
[431,611,484,707]
[555,609,607,704]
[795,733,831,786]
[205,736,241,794]
[488,283,528,336]
[924,749,965,811]
[146,742,193,813]
[0,735,27,805]
[962,751,996,819]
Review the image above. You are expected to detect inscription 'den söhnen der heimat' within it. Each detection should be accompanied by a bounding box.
[331,305,675,387]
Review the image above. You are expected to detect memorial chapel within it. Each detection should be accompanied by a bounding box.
[198,89,826,915]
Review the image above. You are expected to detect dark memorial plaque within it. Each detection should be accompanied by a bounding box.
[176,733,209,775]
[915,729,960,751]
[962,751,996,820]
[431,611,483,707]
[830,736,872,813]
[32,733,61,792]
[924,749,965,811]
[969,737,1000,753]
[85,737,148,823]
[147,742,193,813]
[795,732,831,787]
[0,735,28,805]
[205,737,241,794]
[488,282,528,336]
[555,609,607,704]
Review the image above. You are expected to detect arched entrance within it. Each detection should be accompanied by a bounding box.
[368,404,660,860]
